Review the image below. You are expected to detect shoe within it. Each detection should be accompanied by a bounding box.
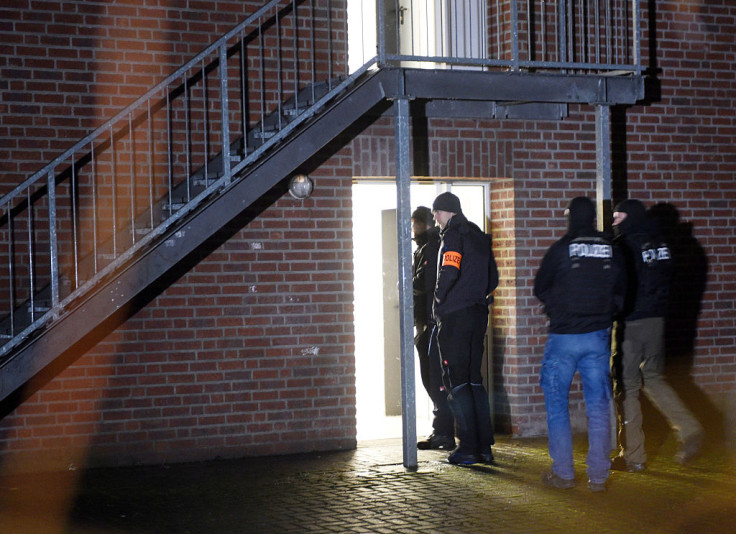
[626,462,646,473]
[447,449,479,465]
[417,434,456,450]
[478,449,494,464]
[587,480,607,493]
[674,432,703,465]
[541,470,575,489]
[610,455,646,473]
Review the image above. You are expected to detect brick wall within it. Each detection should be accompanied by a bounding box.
[0,0,347,189]
[352,0,736,435]
[620,0,736,403]
[499,0,736,435]
[0,164,356,472]
[0,0,247,187]
[0,0,355,472]
[0,0,733,472]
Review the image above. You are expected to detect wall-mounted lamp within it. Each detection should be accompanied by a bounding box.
[288,174,314,199]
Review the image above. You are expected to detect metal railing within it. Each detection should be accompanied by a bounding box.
[0,0,643,358]
[373,0,641,73]
[0,0,352,357]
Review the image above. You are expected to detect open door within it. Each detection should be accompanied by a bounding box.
[382,208,402,416]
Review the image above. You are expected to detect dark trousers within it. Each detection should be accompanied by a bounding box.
[436,305,494,454]
[612,317,702,464]
[415,323,454,437]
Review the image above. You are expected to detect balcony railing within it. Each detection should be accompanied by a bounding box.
[366,0,641,73]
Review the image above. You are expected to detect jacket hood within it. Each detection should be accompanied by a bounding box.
[567,197,596,236]
[614,199,646,235]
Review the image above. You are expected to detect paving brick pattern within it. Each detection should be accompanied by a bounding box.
[1,435,735,533]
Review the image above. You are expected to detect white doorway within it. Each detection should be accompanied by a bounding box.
[352,180,488,440]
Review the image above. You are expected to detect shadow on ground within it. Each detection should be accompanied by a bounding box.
[1,418,735,534]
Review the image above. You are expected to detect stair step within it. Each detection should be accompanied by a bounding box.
[254,129,277,140]
[161,202,186,212]
[284,106,308,117]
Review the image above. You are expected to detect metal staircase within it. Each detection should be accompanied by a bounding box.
[0,0,645,403]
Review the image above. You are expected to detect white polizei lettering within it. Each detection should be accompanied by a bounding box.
[642,246,671,263]
[568,243,613,259]
[642,248,656,264]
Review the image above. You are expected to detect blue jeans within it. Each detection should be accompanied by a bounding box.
[540,328,612,484]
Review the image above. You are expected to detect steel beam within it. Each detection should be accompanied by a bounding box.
[394,95,417,469]
[400,100,568,121]
[400,69,645,105]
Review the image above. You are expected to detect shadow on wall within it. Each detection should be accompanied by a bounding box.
[648,203,708,372]
[647,202,727,444]
[490,332,511,435]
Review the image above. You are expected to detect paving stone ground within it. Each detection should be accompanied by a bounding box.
[1,428,735,534]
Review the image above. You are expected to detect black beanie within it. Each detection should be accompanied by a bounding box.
[567,196,595,235]
[432,192,462,214]
[411,206,434,226]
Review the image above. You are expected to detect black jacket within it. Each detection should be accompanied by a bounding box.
[432,213,499,322]
[613,199,674,320]
[412,226,440,326]
[535,229,626,335]
[616,223,673,321]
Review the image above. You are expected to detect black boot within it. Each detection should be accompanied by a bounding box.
[472,384,494,463]
[447,384,479,465]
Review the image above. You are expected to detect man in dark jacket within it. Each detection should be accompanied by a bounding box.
[411,206,454,450]
[534,197,626,492]
[431,192,499,465]
[610,199,703,471]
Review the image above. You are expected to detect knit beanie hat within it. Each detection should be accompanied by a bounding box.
[432,192,462,214]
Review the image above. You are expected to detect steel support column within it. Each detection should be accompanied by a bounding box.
[595,104,612,231]
[394,96,417,469]
[595,103,617,452]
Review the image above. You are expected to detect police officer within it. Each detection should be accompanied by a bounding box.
[431,192,499,465]
[534,197,626,492]
[610,199,703,471]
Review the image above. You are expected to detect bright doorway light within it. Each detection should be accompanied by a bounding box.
[352,180,487,441]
